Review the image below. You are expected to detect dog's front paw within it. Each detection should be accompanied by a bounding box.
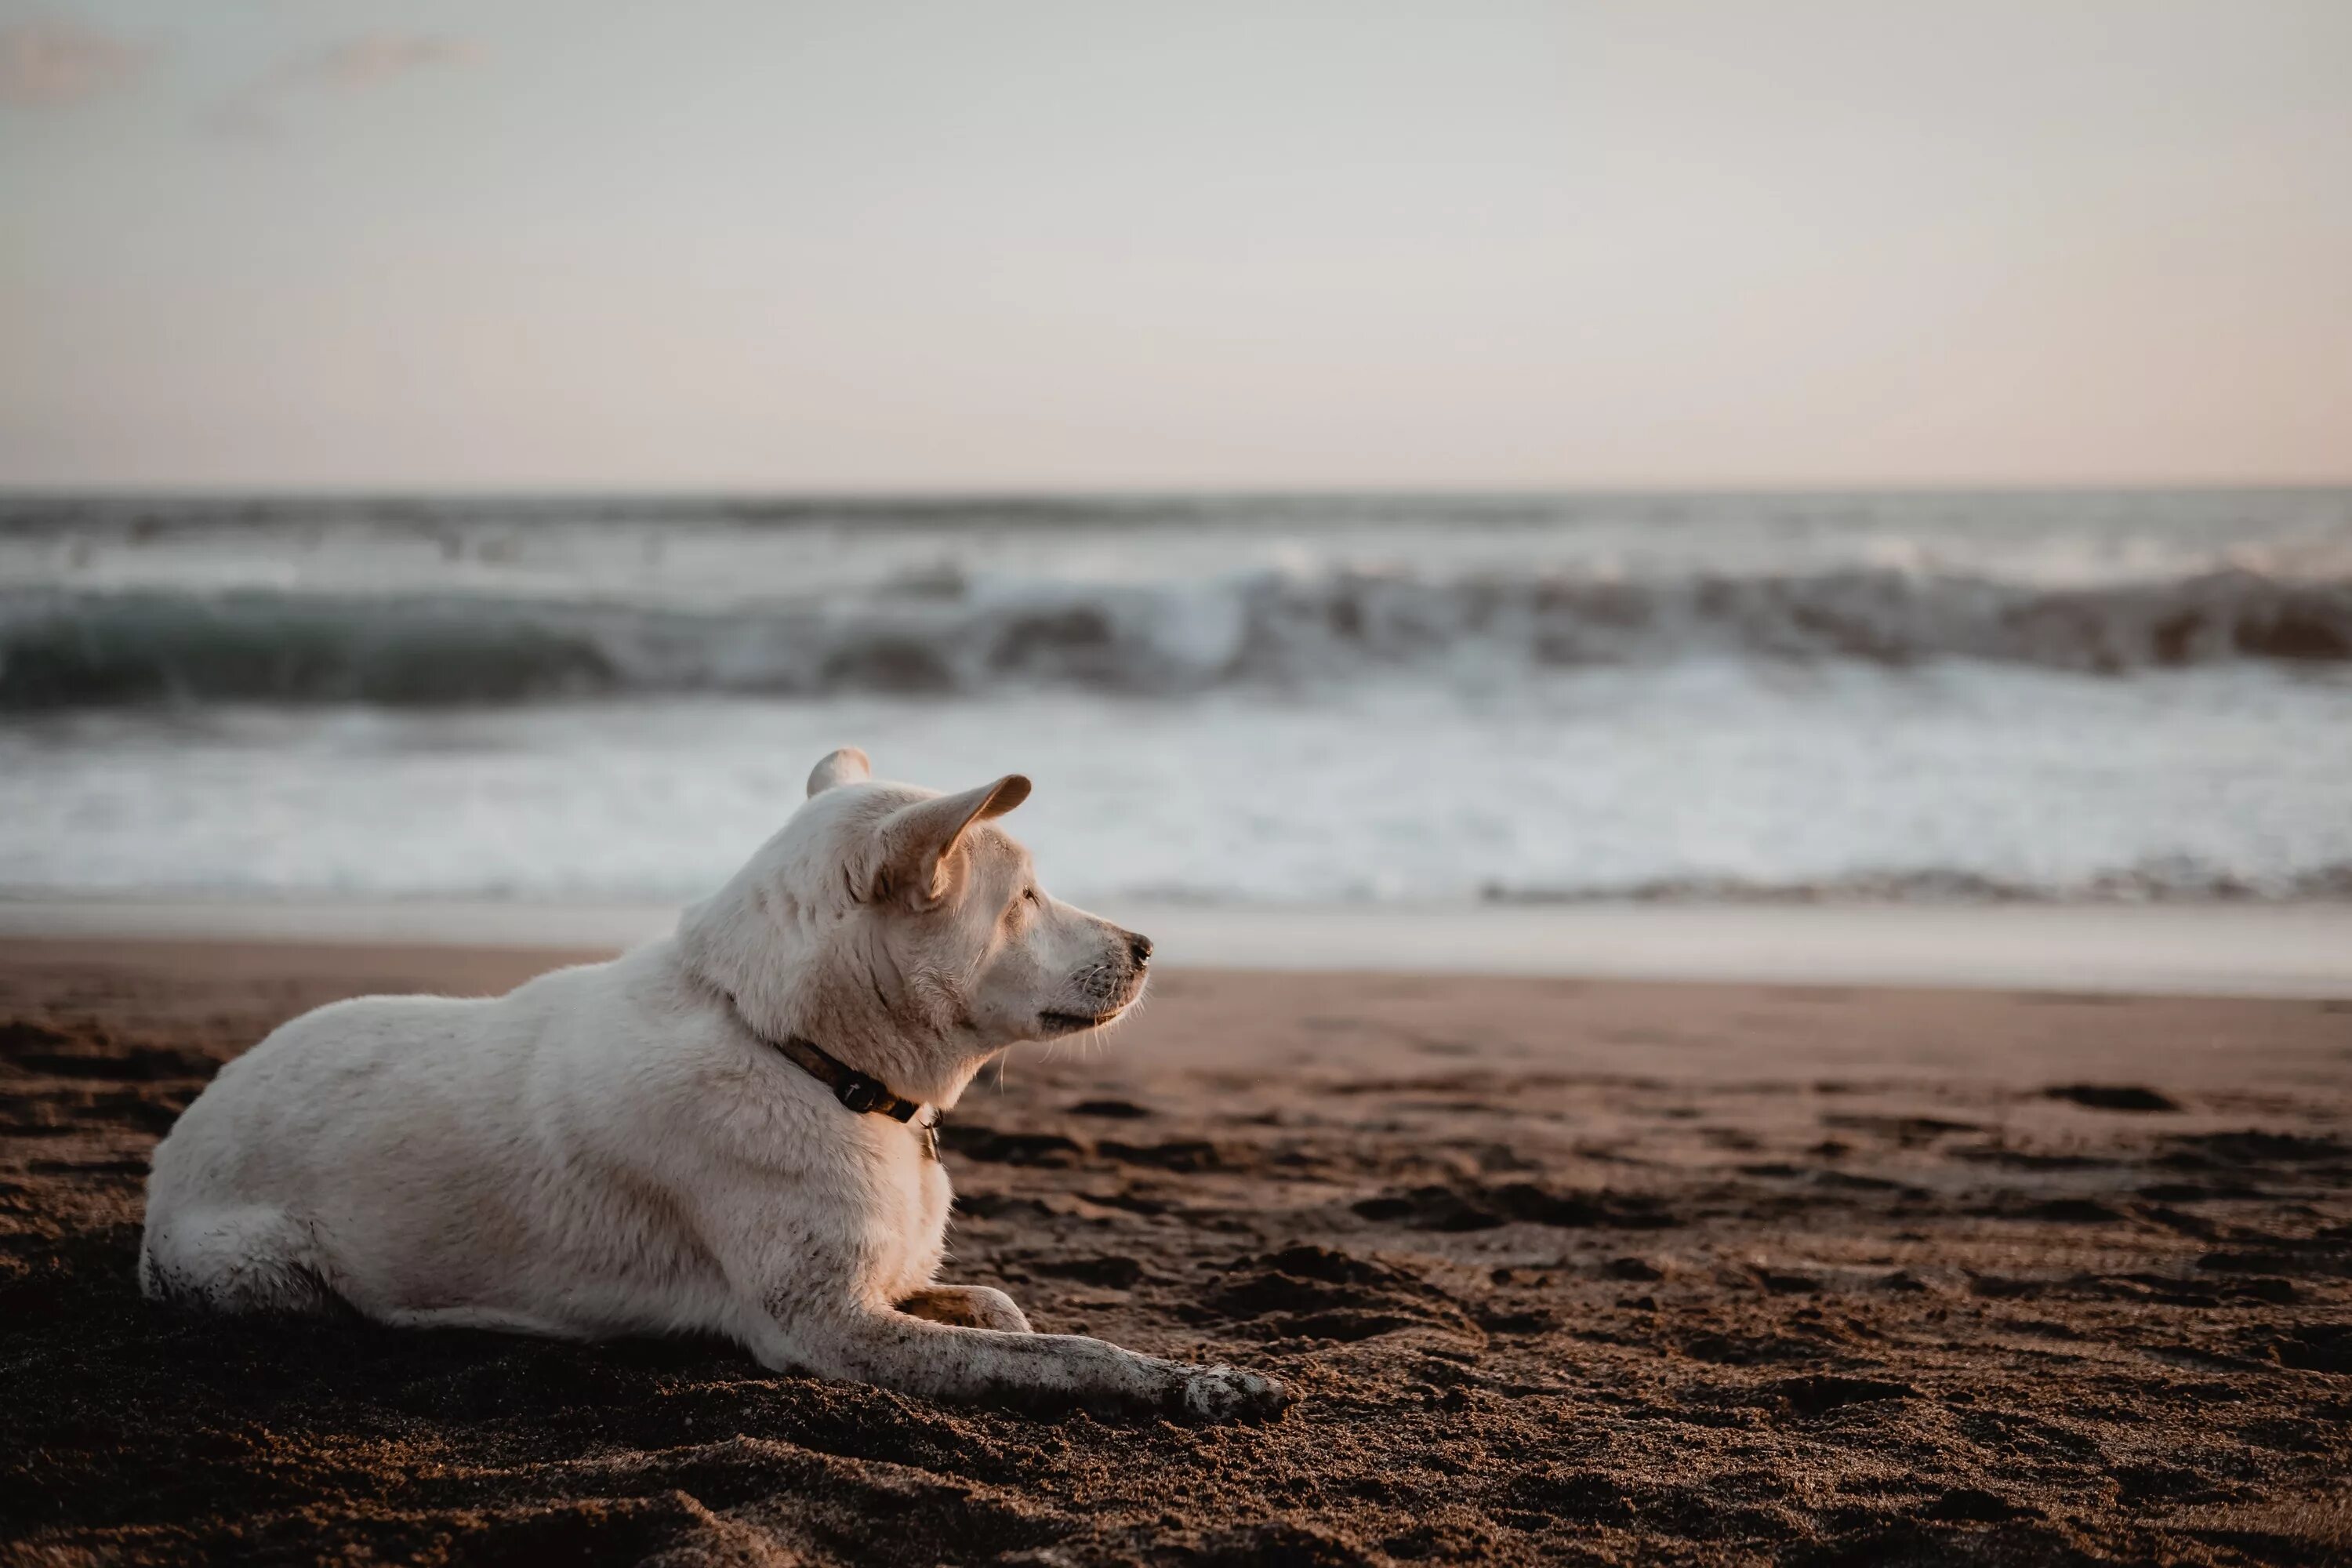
[1177,1363,1290,1423]
[961,1286,1033,1334]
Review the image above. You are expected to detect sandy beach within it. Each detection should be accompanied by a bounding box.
[3,937,2348,1566]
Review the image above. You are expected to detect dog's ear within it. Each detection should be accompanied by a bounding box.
[873,774,1031,907]
[807,747,873,797]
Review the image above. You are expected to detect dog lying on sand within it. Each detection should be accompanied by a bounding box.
[141,748,1287,1421]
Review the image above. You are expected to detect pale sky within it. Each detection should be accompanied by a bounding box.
[4,1,2349,491]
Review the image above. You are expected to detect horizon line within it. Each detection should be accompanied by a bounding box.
[4,478,2350,506]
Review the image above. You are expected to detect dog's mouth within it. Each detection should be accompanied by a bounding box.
[1038,1005,1126,1036]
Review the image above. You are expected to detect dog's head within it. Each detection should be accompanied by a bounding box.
[679,747,1151,1105]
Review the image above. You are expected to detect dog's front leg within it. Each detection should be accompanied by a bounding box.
[694,1178,1285,1420]
[897,1284,1031,1332]
[753,1301,1286,1421]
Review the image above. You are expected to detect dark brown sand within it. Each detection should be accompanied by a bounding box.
[3,938,2349,1566]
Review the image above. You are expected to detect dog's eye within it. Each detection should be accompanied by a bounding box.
[1022,887,1040,905]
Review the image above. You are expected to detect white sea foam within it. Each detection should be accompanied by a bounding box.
[2,491,2347,905]
[1,666,2347,905]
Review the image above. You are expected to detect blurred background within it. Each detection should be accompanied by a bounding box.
[3,3,2348,939]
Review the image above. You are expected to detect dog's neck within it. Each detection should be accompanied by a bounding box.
[754,1003,990,1113]
[673,902,990,1111]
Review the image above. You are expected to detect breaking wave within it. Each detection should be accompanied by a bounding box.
[1481,861,2352,906]
[4,566,2349,708]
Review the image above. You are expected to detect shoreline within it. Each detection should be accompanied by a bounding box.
[2,894,2349,998]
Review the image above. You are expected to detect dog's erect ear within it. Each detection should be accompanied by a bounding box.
[807,747,873,797]
[873,774,1031,907]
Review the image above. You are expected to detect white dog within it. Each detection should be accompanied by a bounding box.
[141,749,1287,1421]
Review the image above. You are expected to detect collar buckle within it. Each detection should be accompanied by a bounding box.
[835,1073,886,1115]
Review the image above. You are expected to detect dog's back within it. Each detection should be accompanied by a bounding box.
[140,950,718,1332]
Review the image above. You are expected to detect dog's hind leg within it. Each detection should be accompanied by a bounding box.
[895,1285,1032,1332]
[140,1207,335,1316]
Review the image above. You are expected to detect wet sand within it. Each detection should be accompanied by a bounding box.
[2,938,2348,1566]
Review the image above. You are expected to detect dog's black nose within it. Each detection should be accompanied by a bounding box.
[1127,931,1153,966]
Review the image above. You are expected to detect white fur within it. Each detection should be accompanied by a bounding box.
[140,750,1286,1421]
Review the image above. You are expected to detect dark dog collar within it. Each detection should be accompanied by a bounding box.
[770,1031,921,1122]
[730,997,939,1160]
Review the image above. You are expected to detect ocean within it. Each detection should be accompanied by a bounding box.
[3,490,2348,907]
